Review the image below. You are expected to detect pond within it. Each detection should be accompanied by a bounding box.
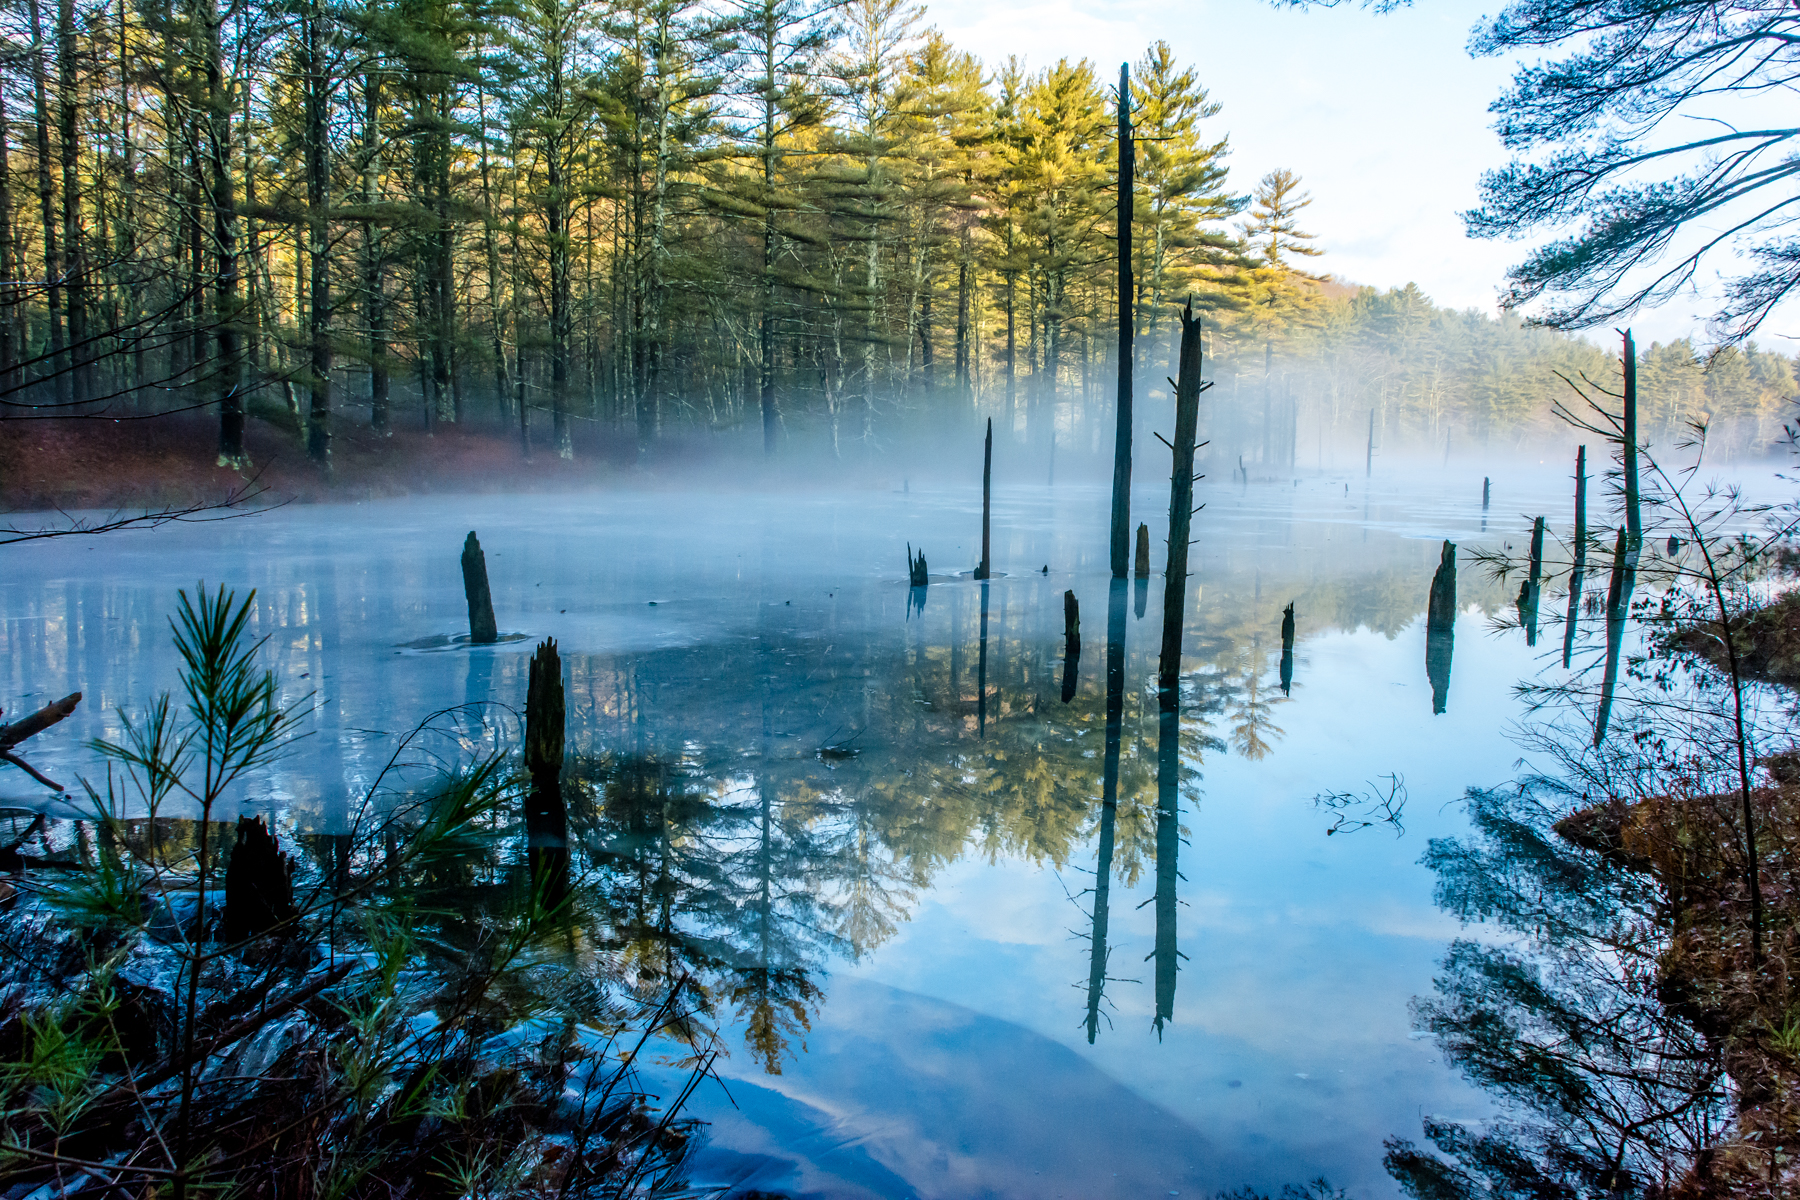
[0,463,1676,1198]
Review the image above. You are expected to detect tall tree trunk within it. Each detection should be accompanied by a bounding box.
[303,4,332,468]
[955,227,970,398]
[116,0,145,407]
[758,18,777,456]
[0,90,19,398]
[243,87,268,416]
[429,85,454,424]
[646,28,673,440]
[27,0,66,406]
[919,279,932,394]
[1110,62,1133,579]
[366,75,390,433]
[183,138,207,402]
[204,0,244,466]
[1003,266,1015,438]
[476,75,505,428]
[56,0,87,404]
[862,165,879,441]
[549,132,571,459]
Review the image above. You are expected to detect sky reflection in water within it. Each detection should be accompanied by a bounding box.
[1,469,1625,1196]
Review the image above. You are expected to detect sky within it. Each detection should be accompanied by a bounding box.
[925,0,1728,349]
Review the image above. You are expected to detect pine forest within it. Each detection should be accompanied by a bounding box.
[0,0,1792,477]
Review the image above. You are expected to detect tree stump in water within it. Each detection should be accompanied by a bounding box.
[976,419,992,579]
[461,532,499,644]
[1134,523,1150,578]
[1521,515,1546,645]
[908,543,929,587]
[224,816,296,941]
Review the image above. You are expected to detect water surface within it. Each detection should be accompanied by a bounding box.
[1,468,1619,1197]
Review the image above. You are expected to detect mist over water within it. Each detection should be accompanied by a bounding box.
[2,457,1790,1197]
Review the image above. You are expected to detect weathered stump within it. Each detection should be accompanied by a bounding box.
[1134,523,1151,578]
[461,531,499,645]
[224,816,297,941]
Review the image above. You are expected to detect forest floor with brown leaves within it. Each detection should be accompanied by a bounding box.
[1559,741,1800,1194]
[0,408,641,514]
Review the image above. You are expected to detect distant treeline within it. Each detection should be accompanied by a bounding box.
[1201,284,1799,473]
[0,0,1789,468]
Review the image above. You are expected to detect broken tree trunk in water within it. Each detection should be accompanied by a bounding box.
[1061,589,1081,703]
[1158,300,1209,709]
[1595,527,1631,746]
[1426,540,1456,715]
[977,418,992,580]
[907,543,928,588]
[525,637,567,902]
[1134,523,1150,579]
[1563,445,1586,669]
[1109,62,1134,581]
[461,531,498,644]
[1522,515,1546,646]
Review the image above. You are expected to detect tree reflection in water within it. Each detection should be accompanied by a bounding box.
[503,548,1509,1075]
[1390,778,1727,1199]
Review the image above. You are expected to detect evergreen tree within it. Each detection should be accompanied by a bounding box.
[1128,40,1245,372]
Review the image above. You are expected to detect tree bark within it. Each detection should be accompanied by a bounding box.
[1158,302,1205,706]
[1109,62,1133,579]
[302,2,332,469]
[27,0,66,407]
[57,0,87,403]
[0,89,20,398]
[204,0,244,467]
[367,75,390,433]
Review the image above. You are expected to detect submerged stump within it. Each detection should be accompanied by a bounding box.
[1134,523,1151,578]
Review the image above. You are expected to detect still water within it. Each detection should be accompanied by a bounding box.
[2,468,1616,1197]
